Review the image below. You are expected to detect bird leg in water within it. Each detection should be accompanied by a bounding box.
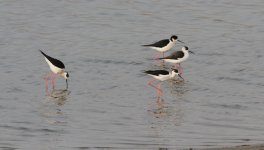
[148,79,163,99]
[156,82,163,103]
[43,72,52,91]
[174,64,183,75]
[174,63,179,69]
[45,78,49,92]
[51,73,57,90]
[179,63,183,75]
[157,82,163,97]
[43,72,57,91]
[154,52,164,65]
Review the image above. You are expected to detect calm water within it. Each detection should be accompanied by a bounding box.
[0,0,264,149]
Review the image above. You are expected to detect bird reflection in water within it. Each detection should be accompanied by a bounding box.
[151,100,169,118]
[169,79,187,97]
[42,89,70,125]
[46,89,71,106]
[148,79,186,129]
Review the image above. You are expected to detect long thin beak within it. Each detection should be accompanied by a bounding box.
[178,74,184,80]
[189,50,195,54]
[66,79,68,90]
[177,39,184,43]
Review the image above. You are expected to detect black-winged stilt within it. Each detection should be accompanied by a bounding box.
[142,35,184,59]
[40,50,69,91]
[144,69,183,102]
[159,46,194,75]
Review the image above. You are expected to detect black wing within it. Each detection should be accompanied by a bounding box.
[144,70,169,76]
[39,50,65,69]
[142,39,170,48]
[162,51,184,60]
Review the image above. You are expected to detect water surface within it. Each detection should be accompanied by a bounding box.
[0,0,264,149]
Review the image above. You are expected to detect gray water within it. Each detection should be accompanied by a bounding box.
[0,0,264,149]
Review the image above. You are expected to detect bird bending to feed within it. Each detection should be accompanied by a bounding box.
[144,69,183,102]
[40,50,69,91]
[159,46,194,75]
[142,35,184,60]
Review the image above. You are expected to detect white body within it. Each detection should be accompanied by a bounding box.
[150,40,177,52]
[45,58,64,74]
[148,71,178,81]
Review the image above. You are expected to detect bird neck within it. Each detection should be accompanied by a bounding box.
[58,71,65,78]
[170,71,177,78]
[171,39,176,43]
[182,49,189,54]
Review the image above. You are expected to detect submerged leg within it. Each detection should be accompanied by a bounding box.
[174,63,179,69]
[157,82,163,97]
[148,79,163,100]
[154,52,165,66]
[45,78,49,92]
[156,82,163,103]
[43,72,53,91]
[179,63,183,75]
[51,73,57,90]
[161,52,165,64]
[43,72,57,91]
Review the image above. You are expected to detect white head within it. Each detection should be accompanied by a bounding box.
[171,69,184,80]
[170,35,184,43]
[182,46,194,54]
[62,71,69,89]
[182,46,188,51]
[171,69,179,77]
[62,71,69,79]
[170,35,178,42]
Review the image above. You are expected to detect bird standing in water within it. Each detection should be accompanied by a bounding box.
[159,46,194,75]
[142,35,184,62]
[40,50,69,91]
[144,69,183,102]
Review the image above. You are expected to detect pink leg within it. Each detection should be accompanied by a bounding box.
[161,52,165,64]
[45,78,49,92]
[51,74,57,90]
[148,79,163,99]
[157,82,163,103]
[157,82,163,97]
[179,64,183,75]
[43,72,57,91]
[43,72,53,92]
[155,83,163,103]
[174,63,179,69]
[155,52,164,65]
[154,52,160,60]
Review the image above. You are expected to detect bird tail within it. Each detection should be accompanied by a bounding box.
[39,49,47,57]
[145,57,164,61]
[143,70,152,74]
[141,44,152,47]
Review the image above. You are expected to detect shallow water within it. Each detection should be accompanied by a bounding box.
[0,0,264,149]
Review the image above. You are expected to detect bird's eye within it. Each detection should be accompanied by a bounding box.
[66,73,69,77]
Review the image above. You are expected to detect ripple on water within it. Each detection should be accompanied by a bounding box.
[0,125,62,134]
[216,76,247,82]
[6,87,25,94]
[82,58,144,66]
[208,103,248,110]
[0,146,18,150]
